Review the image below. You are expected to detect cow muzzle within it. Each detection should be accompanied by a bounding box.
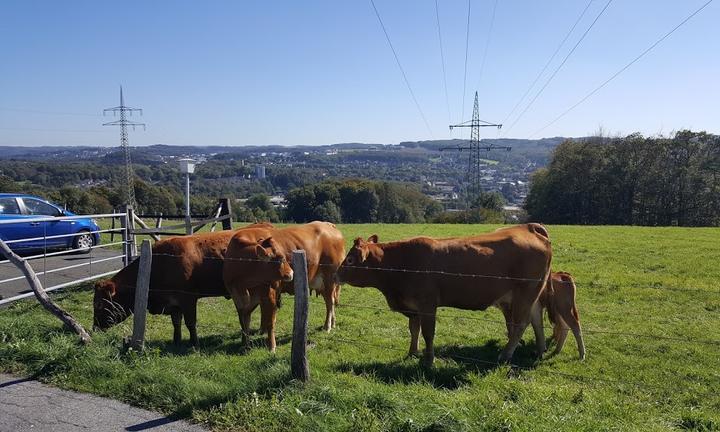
[283,270,294,282]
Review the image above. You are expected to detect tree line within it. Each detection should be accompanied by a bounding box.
[525,131,720,226]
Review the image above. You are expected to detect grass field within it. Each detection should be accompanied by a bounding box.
[1,224,720,431]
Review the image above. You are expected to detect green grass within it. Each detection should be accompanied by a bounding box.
[2,224,720,431]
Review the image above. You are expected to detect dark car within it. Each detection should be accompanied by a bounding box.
[0,193,101,253]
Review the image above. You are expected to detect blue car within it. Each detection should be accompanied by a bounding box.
[0,193,101,254]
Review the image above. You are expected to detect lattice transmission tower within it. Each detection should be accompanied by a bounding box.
[442,91,509,205]
[103,86,145,208]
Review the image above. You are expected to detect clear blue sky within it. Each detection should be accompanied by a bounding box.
[0,0,717,146]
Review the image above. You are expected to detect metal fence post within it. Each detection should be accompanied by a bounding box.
[120,210,130,266]
[291,250,310,382]
[127,205,138,258]
[129,240,152,351]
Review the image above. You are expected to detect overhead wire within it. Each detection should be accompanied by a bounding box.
[460,0,472,124]
[434,0,452,125]
[501,0,595,126]
[474,0,500,91]
[368,0,434,137]
[529,0,716,138]
[0,107,102,117]
[505,0,615,133]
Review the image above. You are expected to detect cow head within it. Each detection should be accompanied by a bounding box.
[254,237,294,283]
[92,280,130,330]
[337,235,380,286]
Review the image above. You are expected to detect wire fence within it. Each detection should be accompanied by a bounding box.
[5,226,719,391]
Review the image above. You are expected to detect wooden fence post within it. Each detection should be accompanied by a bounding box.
[290,250,310,382]
[129,240,152,351]
[219,197,233,230]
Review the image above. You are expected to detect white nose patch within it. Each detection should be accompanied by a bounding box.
[286,270,294,281]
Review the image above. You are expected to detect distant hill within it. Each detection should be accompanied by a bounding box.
[0,137,569,165]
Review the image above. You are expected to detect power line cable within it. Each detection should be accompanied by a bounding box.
[0,127,111,133]
[369,0,434,137]
[501,0,595,125]
[474,0,500,91]
[0,107,102,117]
[460,0,472,124]
[529,0,715,138]
[505,0,614,133]
[434,0,452,124]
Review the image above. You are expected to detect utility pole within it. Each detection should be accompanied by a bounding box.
[442,91,509,206]
[103,86,145,208]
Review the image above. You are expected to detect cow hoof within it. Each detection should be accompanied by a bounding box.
[406,351,421,359]
[421,355,435,368]
[497,353,512,364]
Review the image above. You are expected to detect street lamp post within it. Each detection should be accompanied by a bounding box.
[178,158,195,235]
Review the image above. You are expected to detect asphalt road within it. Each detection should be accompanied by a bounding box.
[0,248,124,303]
[0,374,208,431]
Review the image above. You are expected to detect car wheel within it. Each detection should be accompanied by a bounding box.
[72,230,95,253]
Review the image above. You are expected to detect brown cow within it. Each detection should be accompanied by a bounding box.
[337,223,552,366]
[223,221,345,352]
[93,223,273,345]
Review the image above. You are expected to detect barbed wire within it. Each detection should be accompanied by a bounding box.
[308,299,720,346]
[149,252,720,295]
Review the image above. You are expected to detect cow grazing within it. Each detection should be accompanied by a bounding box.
[337,223,552,366]
[223,221,345,352]
[544,271,585,359]
[93,223,273,345]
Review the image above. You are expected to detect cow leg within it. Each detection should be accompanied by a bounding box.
[420,312,436,367]
[408,314,421,357]
[230,292,252,345]
[183,301,199,346]
[552,318,570,356]
[559,308,585,360]
[260,289,278,352]
[321,278,336,331]
[334,283,341,306]
[498,295,533,364]
[497,303,512,337]
[571,323,586,361]
[530,301,546,357]
[171,311,182,345]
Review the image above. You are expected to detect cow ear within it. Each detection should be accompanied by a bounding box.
[255,245,271,260]
[353,237,364,247]
[367,234,379,243]
[260,237,273,248]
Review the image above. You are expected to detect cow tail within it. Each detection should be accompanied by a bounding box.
[545,277,558,326]
[563,273,580,323]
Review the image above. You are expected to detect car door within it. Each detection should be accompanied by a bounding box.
[19,198,71,249]
[0,197,32,250]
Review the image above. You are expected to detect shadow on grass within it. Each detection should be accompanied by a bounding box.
[144,332,296,356]
[335,339,541,390]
